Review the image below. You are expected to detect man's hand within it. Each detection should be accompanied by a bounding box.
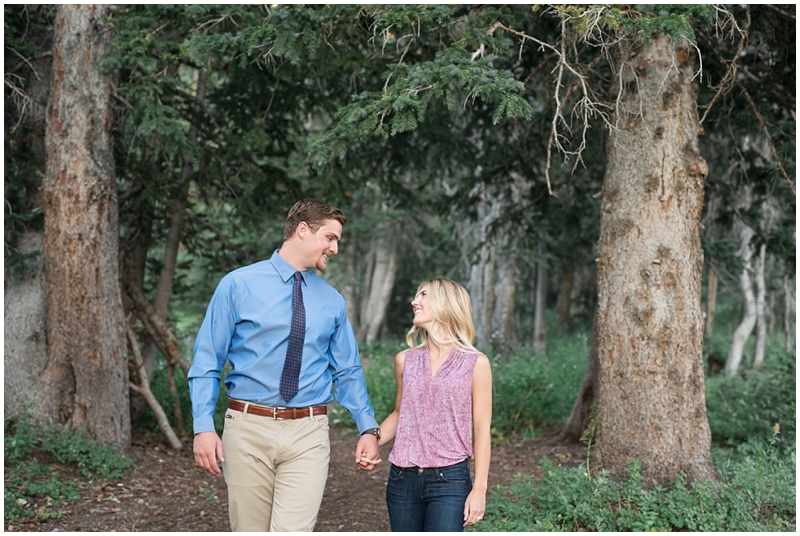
[354,433,381,471]
[194,431,224,476]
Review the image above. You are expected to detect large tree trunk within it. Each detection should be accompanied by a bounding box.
[41,5,130,450]
[594,32,716,485]
[725,226,756,376]
[532,243,548,354]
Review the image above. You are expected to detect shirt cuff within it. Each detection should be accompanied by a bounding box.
[193,416,217,435]
[356,417,380,435]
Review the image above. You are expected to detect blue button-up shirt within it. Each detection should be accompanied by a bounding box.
[188,250,378,434]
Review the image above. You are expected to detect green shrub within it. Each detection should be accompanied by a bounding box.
[473,432,795,532]
[706,343,796,446]
[330,333,589,439]
[4,411,132,526]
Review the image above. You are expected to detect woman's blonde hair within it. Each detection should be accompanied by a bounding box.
[406,278,477,352]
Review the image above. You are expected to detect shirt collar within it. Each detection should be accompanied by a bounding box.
[270,249,307,285]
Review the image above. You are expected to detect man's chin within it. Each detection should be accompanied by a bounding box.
[316,259,328,271]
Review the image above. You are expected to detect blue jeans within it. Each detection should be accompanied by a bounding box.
[386,460,472,532]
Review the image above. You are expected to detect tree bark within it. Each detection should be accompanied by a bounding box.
[704,267,718,335]
[594,32,716,484]
[532,243,548,354]
[725,226,756,377]
[41,5,131,449]
[753,244,767,367]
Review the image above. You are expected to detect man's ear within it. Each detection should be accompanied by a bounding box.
[296,221,309,239]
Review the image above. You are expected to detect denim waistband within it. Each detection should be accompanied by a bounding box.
[391,459,469,472]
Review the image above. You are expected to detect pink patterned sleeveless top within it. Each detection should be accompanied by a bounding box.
[388,346,481,468]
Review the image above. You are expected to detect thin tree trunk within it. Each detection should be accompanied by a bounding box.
[594,32,716,484]
[753,244,767,367]
[783,275,795,353]
[137,70,208,403]
[532,243,548,355]
[41,4,130,449]
[725,226,756,377]
[705,267,718,335]
[559,311,599,442]
[556,264,575,330]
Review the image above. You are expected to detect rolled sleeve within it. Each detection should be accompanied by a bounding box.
[188,274,236,434]
[330,310,379,433]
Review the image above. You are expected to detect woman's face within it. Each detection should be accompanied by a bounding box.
[411,284,434,329]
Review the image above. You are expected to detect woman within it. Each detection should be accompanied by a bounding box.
[377,278,492,532]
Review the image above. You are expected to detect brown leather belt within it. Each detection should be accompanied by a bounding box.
[228,400,327,419]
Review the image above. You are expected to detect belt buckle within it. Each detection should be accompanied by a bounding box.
[273,406,288,420]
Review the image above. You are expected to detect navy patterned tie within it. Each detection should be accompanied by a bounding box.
[279,272,305,402]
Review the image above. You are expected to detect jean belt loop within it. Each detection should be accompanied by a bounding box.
[309,406,314,420]
[243,402,250,420]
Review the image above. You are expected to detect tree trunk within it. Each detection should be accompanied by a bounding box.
[41,4,130,449]
[559,310,599,442]
[705,267,718,335]
[753,244,767,367]
[556,264,575,330]
[783,275,795,354]
[725,226,756,377]
[132,71,207,422]
[532,243,548,354]
[466,192,498,350]
[358,234,398,346]
[491,239,517,351]
[594,32,716,485]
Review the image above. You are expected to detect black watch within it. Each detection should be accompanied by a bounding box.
[362,427,381,440]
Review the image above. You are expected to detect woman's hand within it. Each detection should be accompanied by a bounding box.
[462,488,486,527]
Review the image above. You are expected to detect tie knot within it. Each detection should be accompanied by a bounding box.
[293,271,302,284]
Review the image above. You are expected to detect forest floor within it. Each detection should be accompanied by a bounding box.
[11,426,585,532]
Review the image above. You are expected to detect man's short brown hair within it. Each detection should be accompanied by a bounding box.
[284,199,347,240]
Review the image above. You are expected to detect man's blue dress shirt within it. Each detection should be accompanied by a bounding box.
[188,250,378,435]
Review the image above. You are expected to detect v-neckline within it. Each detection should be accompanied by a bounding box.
[428,347,454,380]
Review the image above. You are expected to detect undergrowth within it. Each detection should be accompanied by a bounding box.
[473,428,795,532]
[4,410,132,527]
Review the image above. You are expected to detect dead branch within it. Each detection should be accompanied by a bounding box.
[126,282,192,374]
[126,319,183,450]
[735,78,796,197]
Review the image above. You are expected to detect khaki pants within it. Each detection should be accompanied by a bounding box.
[221,403,330,532]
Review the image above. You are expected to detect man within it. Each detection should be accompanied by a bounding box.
[189,199,381,532]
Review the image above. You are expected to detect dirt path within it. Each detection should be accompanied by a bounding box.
[14,427,584,532]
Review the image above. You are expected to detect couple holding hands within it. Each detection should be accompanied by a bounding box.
[189,199,492,532]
